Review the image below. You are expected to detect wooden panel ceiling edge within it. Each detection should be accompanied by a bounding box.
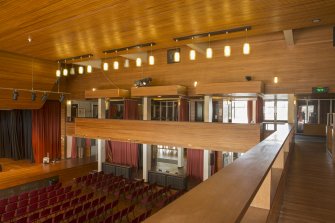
[85,88,130,99]
[131,85,187,97]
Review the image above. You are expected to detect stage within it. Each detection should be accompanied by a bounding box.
[0,157,97,193]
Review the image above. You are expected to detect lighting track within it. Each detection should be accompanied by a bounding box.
[0,87,70,95]
[173,26,252,42]
[57,54,93,63]
[103,42,156,54]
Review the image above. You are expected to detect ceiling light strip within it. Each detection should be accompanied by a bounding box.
[57,54,93,63]
[103,42,156,54]
[173,26,252,42]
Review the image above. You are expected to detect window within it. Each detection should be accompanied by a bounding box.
[232,101,248,123]
[264,100,288,122]
[264,101,275,120]
[277,101,288,121]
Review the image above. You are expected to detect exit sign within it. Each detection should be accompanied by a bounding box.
[312,87,329,94]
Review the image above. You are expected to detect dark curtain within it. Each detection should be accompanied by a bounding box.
[320,100,330,124]
[186,149,203,180]
[256,97,264,123]
[106,99,139,167]
[108,104,118,119]
[247,100,253,123]
[32,101,61,163]
[179,98,189,121]
[123,99,139,120]
[0,110,34,161]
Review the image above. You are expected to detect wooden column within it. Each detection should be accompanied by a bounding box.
[97,98,106,172]
[142,97,152,182]
[203,96,212,181]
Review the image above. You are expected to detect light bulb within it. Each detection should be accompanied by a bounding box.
[87,65,92,73]
[56,69,61,77]
[124,59,130,68]
[224,45,231,57]
[174,51,180,62]
[206,47,213,59]
[103,62,109,71]
[193,81,198,87]
[70,67,75,75]
[78,66,84,74]
[189,49,196,60]
[136,58,142,67]
[149,55,155,65]
[113,61,119,70]
[243,42,250,55]
[274,77,278,84]
[63,68,68,76]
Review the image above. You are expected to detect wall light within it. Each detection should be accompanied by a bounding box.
[174,51,180,62]
[224,45,231,57]
[56,69,61,77]
[63,68,68,76]
[149,55,155,65]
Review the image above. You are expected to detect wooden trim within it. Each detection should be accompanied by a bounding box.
[131,85,187,97]
[195,81,264,95]
[74,118,260,152]
[84,89,129,99]
[65,122,75,136]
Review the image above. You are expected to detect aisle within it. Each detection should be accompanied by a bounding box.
[278,136,335,222]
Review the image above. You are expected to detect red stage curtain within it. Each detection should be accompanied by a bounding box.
[109,104,118,119]
[123,99,139,120]
[247,100,253,123]
[105,141,138,167]
[256,97,264,123]
[179,98,189,121]
[32,101,61,163]
[71,137,77,158]
[186,149,203,180]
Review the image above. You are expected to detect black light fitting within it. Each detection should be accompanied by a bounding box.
[103,42,156,54]
[12,90,19,101]
[57,54,93,63]
[173,26,252,42]
[134,77,153,88]
[41,92,48,102]
[59,93,65,103]
[31,91,36,101]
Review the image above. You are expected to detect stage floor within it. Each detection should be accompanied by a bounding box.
[0,157,97,190]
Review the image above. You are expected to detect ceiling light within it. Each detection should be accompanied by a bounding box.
[78,66,84,74]
[87,65,92,73]
[103,62,109,71]
[31,92,36,101]
[70,67,75,75]
[12,90,18,101]
[224,45,231,57]
[56,69,61,77]
[193,81,198,87]
[189,49,196,60]
[206,47,213,59]
[113,61,119,70]
[136,58,142,67]
[149,55,155,65]
[63,68,68,76]
[59,93,65,103]
[124,59,130,68]
[274,77,278,84]
[41,92,48,102]
[174,51,180,62]
[243,43,250,55]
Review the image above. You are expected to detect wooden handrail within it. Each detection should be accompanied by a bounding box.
[145,124,294,223]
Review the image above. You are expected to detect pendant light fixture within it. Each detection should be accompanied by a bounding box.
[136,57,142,67]
[87,55,92,73]
[224,32,231,57]
[103,53,109,71]
[274,77,278,84]
[173,39,180,62]
[206,34,213,59]
[113,61,119,70]
[56,61,61,77]
[189,37,196,60]
[243,28,250,55]
[63,60,68,76]
[149,43,155,65]
[70,58,75,75]
[124,59,130,68]
[78,66,84,74]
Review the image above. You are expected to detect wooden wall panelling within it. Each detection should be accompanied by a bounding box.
[131,85,187,97]
[65,122,75,136]
[66,26,335,99]
[85,88,129,99]
[303,124,326,136]
[195,81,264,95]
[74,118,260,152]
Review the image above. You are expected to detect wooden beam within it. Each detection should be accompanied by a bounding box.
[74,118,260,152]
[131,85,187,97]
[85,88,129,99]
[283,30,294,46]
[195,81,264,95]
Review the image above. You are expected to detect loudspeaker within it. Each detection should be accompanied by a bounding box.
[245,76,252,81]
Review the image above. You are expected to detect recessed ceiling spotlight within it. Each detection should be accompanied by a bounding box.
[312,18,321,23]
[28,36,32,43]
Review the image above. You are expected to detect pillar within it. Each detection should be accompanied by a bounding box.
[252,100,257,123]
[203,96,212,181]
[97,98,106,172]
[142,97,152,182]
[288,94,295,124]
[177,147,184,167]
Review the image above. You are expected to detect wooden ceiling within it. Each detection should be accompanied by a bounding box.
[0,0,334,61]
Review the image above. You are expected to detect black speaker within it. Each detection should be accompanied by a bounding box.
[210,153,215,166]
[245,76,252,81]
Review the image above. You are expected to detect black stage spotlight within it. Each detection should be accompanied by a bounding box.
[31,91,36,101]
[245,76,252,81]
[134,77,152,88]
[59,93,65,103]
[41,92,48,102]
[12,89,19,101]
